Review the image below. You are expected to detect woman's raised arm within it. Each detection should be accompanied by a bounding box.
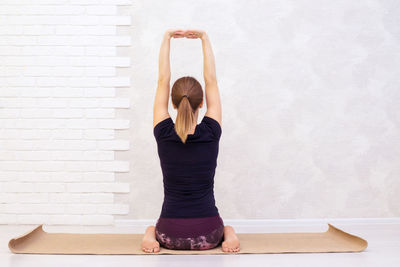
[200,32,222,127]
[185,30,221,126]
[153,29,185,128]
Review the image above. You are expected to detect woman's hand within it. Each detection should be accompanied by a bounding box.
[164,29,206,40]
[165,29,186,39]
[184,29,205,39]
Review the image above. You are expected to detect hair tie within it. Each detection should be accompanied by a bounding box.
[182,94,189,99]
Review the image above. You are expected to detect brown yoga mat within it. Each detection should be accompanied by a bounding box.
[8,223,368,255]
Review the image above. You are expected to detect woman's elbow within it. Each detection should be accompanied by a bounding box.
[158,77,170,85]
[204,76,217,85]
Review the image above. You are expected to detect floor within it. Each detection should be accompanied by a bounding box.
[1,222,399,267]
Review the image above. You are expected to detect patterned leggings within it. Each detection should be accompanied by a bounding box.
[155,215,225,250]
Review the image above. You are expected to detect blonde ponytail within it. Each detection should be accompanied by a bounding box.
[171,76,203,143]
[175,96,195,144]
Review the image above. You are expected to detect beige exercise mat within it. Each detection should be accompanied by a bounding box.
[8,223,368,255]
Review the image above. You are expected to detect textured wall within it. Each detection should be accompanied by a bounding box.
[120,0,400,220]
[0,0,132,225]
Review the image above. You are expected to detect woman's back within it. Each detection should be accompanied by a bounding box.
[154,115,222,218]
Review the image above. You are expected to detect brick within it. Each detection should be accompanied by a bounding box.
[85,67,115,76]
[65,203,98,214]
[98,16,131,25]
[98,56,130,66]
[48,193,82,203]
[56,25,116,35]
[34,183,65,192]
[0,46,20,55]
[99,77,130,87]
[84,129,114,140]
[96,160,129,172]
[51,129,84,139]
[1,182,35,192]
[99,98,129,108]
[97,140,129,150]
[64,161,98,172]
[66,182,129,193]
[0,36,37,45]
[0,193,18,203]
[18,171,54,182]
[19,87,53,96]
[2,203,65,214]
[97,203,129,214]
[0,25,22,35]
[16,193,48,203]
[85,108,115,118]
[0,214,17,224]
[98,119,129,129]
[17,214,49,225]
[83,151,114,160]
[0,170,19,182]
[80,193,113,203]
[22,25,54,35]
[48,214,82,225]
[86,6,117,15]
[82,172,114,182]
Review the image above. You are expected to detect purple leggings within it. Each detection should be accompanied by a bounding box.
[155,215,225,250]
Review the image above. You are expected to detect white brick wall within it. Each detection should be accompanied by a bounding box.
[0,0,132,225]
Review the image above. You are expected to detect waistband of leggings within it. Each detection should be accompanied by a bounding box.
[157,215,223,226]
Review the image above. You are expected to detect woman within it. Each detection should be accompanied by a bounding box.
[141,29,240,253]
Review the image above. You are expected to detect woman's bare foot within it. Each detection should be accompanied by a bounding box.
[141,226,160,253]
[221,225,240,252]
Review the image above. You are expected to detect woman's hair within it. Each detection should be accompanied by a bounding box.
[171,76,203,144]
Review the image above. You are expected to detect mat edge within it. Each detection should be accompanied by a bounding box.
[8,224,44,253]
[327,223,368,251]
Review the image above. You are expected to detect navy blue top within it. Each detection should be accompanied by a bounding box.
[154,115,222,218]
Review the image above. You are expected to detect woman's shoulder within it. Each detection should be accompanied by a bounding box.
[154,116,172,130]
[202,116,222,140]
[203,115,221,127]
[153,116,173,139]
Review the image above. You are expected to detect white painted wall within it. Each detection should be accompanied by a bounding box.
[120,0,400,220]
[0,0,132,225]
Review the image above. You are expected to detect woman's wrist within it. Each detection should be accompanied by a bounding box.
[164,32,171,40]
[200,32,208,41]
